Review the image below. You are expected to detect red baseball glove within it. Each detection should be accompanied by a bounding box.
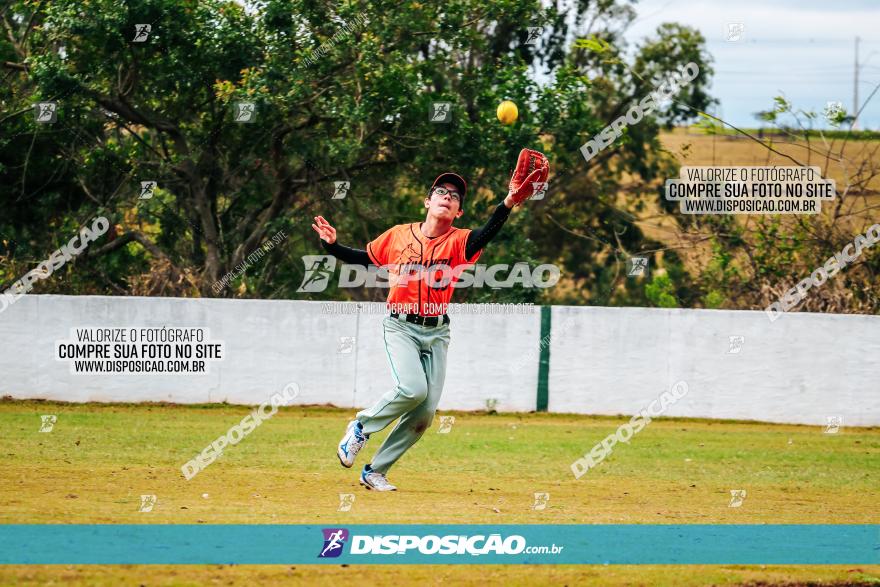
[507,148,549,206]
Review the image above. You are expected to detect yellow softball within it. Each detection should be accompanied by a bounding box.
[496,100,518,124]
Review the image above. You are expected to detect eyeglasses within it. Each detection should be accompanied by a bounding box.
[432,186,461,201]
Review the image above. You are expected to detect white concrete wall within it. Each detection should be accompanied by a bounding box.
[0,295,538,413]
[548,306,880,426]
[1,295,877,426]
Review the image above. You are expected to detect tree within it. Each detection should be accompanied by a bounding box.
[1,0,713,307]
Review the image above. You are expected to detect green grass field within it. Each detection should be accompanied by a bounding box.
[1,399,878,586]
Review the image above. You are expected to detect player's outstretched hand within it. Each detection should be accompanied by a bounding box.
[311,216,337,244]
[506,148,549,207]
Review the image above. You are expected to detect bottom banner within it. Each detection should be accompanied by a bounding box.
[0,525,877,564]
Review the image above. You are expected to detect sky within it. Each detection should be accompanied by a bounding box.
[622,0,880,129]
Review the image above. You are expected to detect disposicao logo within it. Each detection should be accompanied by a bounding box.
[319,528,349,558]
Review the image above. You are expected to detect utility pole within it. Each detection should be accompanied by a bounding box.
[853,36,860,130]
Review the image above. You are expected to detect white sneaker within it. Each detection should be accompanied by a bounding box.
[360,466,397,491]
[337,419,368,468]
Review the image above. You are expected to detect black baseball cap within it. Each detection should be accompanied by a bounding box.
[429,172,467,208]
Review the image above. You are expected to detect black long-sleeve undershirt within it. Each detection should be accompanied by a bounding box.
[320,201,512,265]
[465,201,511,259]
[321,240,372,265]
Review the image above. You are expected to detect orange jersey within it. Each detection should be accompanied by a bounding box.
[366,223,482,316]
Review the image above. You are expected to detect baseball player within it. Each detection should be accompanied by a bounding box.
[311,149,549,491]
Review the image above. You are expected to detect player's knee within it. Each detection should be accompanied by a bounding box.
[400,379,428,404]
[413,415,433,435]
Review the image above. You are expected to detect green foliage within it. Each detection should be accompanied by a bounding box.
[822,102,848,127]
[645,273,678,308]
[1,0,714,308]
[702,290,725,309]
[694,112,721,135]
[573,34,614,57]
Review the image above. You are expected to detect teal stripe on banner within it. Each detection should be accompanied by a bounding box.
[536,306,551,412]
[0,525,877,565]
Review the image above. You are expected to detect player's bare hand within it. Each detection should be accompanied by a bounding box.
[311,216,337,244]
